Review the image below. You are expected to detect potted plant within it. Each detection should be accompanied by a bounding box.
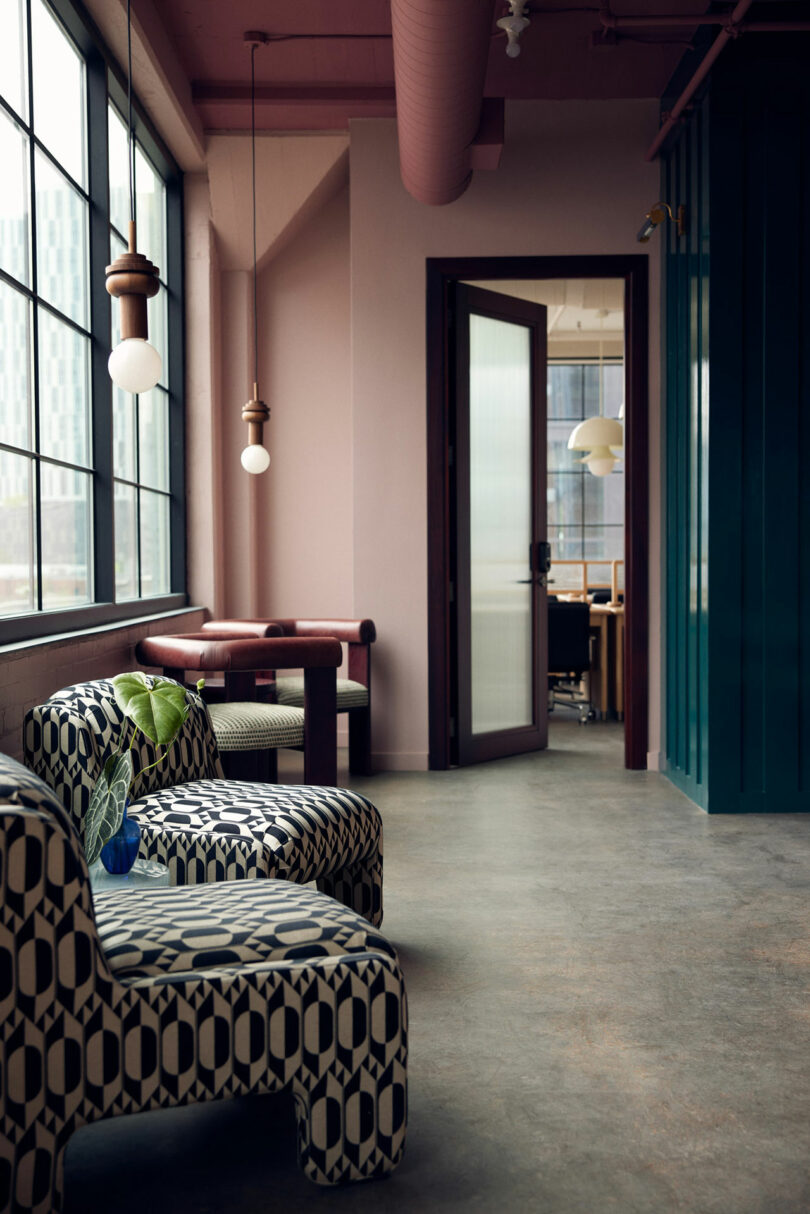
[84,672,203,874]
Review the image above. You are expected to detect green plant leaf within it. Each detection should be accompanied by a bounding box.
[196,678,206,691]
[84,750,133,866]
[113,673,189,746]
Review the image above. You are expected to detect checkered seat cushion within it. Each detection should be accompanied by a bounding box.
[94,879,396,980]
[23,678,384,926]
[0,753,406,1211]
[275,675,370,710]
[207,700,305,750]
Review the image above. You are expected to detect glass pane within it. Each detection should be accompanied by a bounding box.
[550,535,584,563]
[0,280,33,450]
[37,308,90,466]
[547,472,582,528]
[603,364,624,418]
[583,365,600,417]
[40,462,91,608]
[135,145,166,275]
[108,104,130,239]
[0,450,35,616]
[585,470,624,527]
[548,418,581,473]
[31,0,86,187]
[139,387,169,490]
[469,313,532,735]
[114,480,138,600]
[150,285,167,387]
[35,151,88,327]
[113,387,136,480]
[583,525,624,561]
[0,108,30,286]
[140,489,169,597]
[0,0,28,119]
[547,365,583,420]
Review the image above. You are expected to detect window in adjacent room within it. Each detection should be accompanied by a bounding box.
[546,361,624,561]
[0,0,184,642]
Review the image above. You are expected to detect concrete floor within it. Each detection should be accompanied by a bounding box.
[66,722,810,1213]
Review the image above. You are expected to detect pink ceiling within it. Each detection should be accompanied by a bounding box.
[157,0,714,132]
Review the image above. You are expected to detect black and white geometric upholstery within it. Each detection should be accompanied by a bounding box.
[0,753,407,1214]
[23,679,383,925]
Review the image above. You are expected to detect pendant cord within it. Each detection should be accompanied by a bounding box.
[127,0,134,227]
[251,41,258,390]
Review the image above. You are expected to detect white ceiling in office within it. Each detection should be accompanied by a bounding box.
[464,278,625,351]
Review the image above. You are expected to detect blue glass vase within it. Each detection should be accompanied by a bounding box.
[100,800,141,874]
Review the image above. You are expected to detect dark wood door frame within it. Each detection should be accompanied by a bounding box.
[427,254,649,771]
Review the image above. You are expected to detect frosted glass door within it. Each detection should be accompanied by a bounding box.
[452,283,548,767]
[469,314,532,733]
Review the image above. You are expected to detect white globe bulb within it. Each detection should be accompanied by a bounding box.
[240,443,270,474]
[505,39,521,57]
[108,339,162,394]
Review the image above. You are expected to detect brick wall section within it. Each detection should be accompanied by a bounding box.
[0,609,205,762]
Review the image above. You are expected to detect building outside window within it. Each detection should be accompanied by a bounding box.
[0,0,184,642]
[546,361,624,562]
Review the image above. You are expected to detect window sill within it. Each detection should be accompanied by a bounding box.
[0,605,205,657]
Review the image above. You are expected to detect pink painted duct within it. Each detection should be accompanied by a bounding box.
[391,0,496,205]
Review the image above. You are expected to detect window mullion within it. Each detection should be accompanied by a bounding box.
[86,45,114,604]
[166,172,185,593]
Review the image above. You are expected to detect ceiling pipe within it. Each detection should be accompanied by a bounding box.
[645,0,753,161]
[391,0,496,205]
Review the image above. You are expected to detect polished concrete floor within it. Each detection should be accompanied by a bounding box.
[66,722,810,1213]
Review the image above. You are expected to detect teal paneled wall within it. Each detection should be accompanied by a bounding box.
[663,39,810,813]
[664,98,710,809]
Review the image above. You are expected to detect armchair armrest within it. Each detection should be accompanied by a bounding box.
[136,633,342,673]
[204,618,376,645]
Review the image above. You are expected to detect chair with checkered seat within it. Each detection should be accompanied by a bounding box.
[23,675,383,925]
[136,631,341,786]
[203,618,377,775]
[0,753,407,1214]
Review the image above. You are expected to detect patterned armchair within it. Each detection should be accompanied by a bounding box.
[23,678,383,925]
[0,754,407,1214]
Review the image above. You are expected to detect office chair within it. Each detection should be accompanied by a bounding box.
[547,599,595,724]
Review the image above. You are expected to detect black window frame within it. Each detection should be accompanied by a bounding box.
[0,0,185,645]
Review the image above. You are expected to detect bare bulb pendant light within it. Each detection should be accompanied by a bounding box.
[240,32,271,475]
[105,0,161,394]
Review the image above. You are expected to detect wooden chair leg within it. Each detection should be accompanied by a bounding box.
[222,749,278,783]
[348,707,372,776]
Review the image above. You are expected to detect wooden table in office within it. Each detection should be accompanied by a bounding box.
[589,603,624,720]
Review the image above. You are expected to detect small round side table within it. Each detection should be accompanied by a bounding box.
[89,858,171,892]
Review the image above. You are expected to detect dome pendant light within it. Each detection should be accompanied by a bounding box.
[240,32,271,475]
[105,0,161,394]
[566,312,622,477]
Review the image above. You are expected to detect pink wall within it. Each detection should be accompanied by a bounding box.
[349,103,663,768]
[251,185,353,619]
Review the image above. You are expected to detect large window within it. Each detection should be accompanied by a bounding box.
[0,0,184,641]
[547,362,624,561]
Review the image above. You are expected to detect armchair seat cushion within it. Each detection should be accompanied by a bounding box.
[275,675,369,710]
[208,701,305,750]
[128,778,379,887]
[94,878,395,981]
